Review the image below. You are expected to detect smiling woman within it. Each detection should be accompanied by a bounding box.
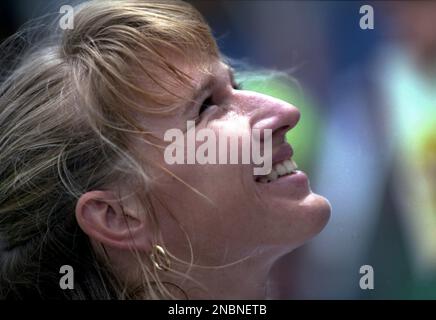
[0,0,330,299]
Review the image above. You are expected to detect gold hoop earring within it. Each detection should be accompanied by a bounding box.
[150,244,171,271]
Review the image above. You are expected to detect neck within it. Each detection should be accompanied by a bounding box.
[162,252,283,299]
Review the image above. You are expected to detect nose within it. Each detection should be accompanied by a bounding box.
[247,91,301,140]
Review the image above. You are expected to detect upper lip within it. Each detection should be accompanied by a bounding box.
[252,143,294,179]
[272,143,293,166]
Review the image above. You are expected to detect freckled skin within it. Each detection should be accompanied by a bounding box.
[137,57,331,298]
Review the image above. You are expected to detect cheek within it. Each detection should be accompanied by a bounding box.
[153,163,258,253]
[154,176,260,265]
[152,116,269,254]
[161,116,254,197]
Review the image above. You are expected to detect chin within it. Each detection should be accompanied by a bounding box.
[266,191,331,249]
[299,192,331,238]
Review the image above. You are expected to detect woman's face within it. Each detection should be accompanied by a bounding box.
[139,57,331,266]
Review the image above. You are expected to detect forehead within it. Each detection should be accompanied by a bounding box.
[140,52,229,107]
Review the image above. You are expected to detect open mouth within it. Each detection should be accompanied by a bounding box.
[255,158,298,183]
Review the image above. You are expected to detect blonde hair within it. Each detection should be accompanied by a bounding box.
[0,0,219,299]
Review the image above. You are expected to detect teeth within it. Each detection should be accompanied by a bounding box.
[283,160,293,172]
[255,158,298,183]
[266,170,278,182]
[275,163,287,176]
[284,159,298,172]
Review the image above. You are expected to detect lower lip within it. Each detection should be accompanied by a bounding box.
[274,170,308,186]
[255,170,310,193]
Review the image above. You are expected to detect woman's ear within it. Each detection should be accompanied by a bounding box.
[75,190,151,251]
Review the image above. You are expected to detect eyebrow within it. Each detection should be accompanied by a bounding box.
[190,74,214,103]
[190,64,235,103]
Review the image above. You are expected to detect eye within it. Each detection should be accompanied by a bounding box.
[199,95,213,115]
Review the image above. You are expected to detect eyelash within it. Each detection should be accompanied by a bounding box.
[199,96,213,115]
[199,82,242,115]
